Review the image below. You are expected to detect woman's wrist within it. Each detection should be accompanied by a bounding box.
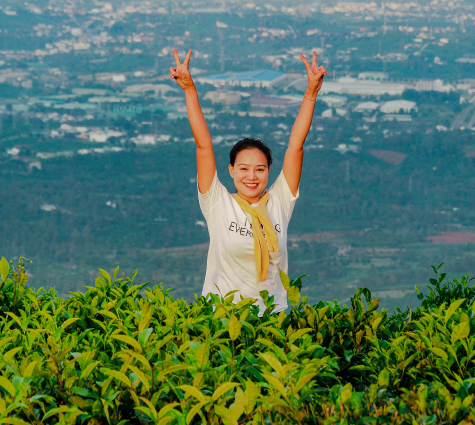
[304,87,319,100]
[183,82,197,94]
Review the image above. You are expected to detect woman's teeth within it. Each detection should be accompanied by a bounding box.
[244,183,258,188]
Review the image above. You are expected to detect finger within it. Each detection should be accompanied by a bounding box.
[184,49,193,67]
[312,51,317,69]
[315,67,327,79]
[173,48,181,66]
[316,67,326,76]
[299,54,311,72]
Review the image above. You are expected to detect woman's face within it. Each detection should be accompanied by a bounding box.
[228,148,270,203]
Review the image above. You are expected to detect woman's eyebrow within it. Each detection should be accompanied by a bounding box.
[237,163,268,167]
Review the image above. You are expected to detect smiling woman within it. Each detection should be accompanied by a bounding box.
[170,48,326,315]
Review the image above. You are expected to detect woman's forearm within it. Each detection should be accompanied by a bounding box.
[288,86,319,151]
[184,86,213,150]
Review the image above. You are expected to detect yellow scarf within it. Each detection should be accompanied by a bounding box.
[232,191,280,282]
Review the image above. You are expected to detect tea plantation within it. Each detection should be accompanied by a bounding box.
[1,256,475,425]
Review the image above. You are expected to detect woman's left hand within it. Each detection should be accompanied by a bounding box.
[300,51,327,97]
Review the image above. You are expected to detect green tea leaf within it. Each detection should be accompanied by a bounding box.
[186,401,206,424]
[279,270,291,291]
[243,379,259,414]
[445,298,466,323]
[294,372,317,394]
[80,361,100,381]
[262,372,288,400]
[0,376,16,397]
[105,370,132,388]
[139,397,158,421]
[158,402,180,419]
[195,341,210,369]
[178,385,206,403]
[62,317,81,330]
[288,328,312,343]
[212,382,240,401]
[0,257,9,283]
[43,406,83,421]
[99,268,112,284]
[259,352,286,379]
[123,350,152,370]
[255,338,273,347]
[430,347,448,359]
[112,334,143,352]
[452,321,470,342]
[288,286,301,307]
[378,369,390,388]
[128,365,150,392]
[228,314,242,341]
[4,347,23,363]
[2,419,32,425]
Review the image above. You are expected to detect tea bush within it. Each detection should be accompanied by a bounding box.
[1,256,475,424]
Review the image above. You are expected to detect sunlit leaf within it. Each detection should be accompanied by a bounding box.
[212,382,240,401]
[228,314,242,341]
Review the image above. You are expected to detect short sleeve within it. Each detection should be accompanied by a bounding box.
[198,171,227,216]
[268,170,299,220]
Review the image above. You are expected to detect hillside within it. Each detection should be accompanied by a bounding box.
[2,123,475,310]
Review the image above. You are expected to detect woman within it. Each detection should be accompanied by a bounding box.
[170,49,326,315]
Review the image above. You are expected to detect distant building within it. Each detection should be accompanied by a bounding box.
[380,100,417,114]
[204,90,242,105]
[355,101,380,112]
[320,94,347,107]
[198,70,286,88]
[123,84,179,96]
[456,58,475,64]
[88,97,129,103]
[250,96,299,111]
[95,73,126,83]
[358,72,388,80]
[415,79,453,92]
[88,130,123,143]
[335,108,347,116]
[131,134,156,145]
[292,77,406,96]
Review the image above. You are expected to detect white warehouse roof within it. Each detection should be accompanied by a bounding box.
[320,78,406,96]
[380,100,417,114]
[355,101,380,111]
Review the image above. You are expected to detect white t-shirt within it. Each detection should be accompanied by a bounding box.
[198,170,299,315]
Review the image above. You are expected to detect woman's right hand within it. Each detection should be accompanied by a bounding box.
[170,49,194,91]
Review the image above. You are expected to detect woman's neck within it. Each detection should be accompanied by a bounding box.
[237,191,262,204]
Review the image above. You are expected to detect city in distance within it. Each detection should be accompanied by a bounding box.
[1,0,475,310]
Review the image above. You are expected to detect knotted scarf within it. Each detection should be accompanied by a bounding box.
[232,191,280,282]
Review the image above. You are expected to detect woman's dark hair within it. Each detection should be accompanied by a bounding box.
[229,138,273,167]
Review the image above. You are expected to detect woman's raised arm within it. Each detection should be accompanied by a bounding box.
[170,49,216,194]
[283,52,327,196]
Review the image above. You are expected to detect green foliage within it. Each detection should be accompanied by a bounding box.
[0,257,475,424]
[415,262,475,312]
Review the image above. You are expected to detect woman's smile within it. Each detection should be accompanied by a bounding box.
[243,182,259,189]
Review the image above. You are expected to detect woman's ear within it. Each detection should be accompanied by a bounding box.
[228,164,234,178]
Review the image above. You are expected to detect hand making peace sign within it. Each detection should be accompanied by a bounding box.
[299,51,327,97]
[170,48,194,91]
